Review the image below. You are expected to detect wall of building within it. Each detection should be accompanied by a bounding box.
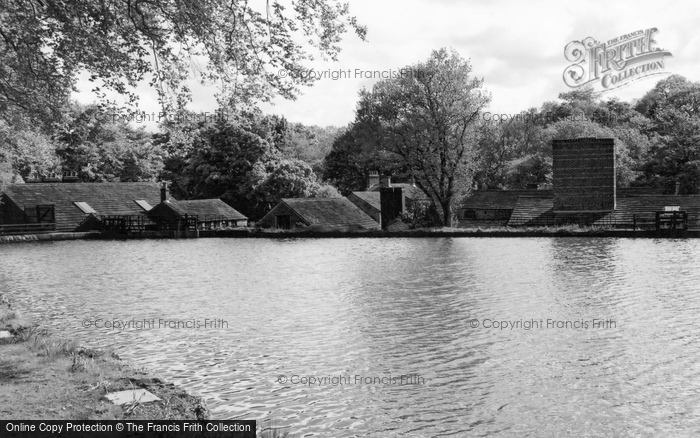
[380,187,404,229]
[552,138,616,212]
[0,195,31,224]
[257,203,306,229]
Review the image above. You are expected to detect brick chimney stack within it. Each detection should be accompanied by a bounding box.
[160,181,168,203]
[367,171,380,190]
[552,137,616,212]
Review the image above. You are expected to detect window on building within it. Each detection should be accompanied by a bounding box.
[73,202,97,214]
[134,200,153,211]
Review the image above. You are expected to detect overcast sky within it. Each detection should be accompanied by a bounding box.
[74,0,700,130]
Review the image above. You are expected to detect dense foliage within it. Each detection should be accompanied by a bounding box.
[326,73,700,226]
[0,0,366,128]
[328,49,490,226]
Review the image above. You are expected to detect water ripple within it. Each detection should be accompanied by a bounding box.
[2,237,700,436]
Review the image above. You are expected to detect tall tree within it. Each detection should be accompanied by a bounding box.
[355,48,490,226]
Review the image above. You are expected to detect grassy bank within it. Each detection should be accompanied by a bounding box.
[0,297,208,421]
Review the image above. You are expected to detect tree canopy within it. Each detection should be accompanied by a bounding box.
[0,0,366,127]
[351,48,490,226]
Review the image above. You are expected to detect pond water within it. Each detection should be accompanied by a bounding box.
[2,237,700,436]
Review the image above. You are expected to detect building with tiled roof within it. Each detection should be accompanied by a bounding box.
[347,174,431,226]
[0,182,248,233]
[507,194,700,228]
[257,198,380,231]
[366,175,430,204]
[148,198,248,229]
[458,137,699,230]
[0,182,165,232]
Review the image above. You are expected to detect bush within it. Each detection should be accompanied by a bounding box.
[402,202,442,229]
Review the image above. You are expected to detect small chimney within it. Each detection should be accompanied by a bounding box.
[367,171,380,190]
[26,172,42,184]
[160,182,168,202]
[380,176,391,187]
[62,171,79,183]
[43,173,61,183]
[675,181,681,195]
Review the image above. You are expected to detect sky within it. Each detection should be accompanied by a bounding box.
[74,0,700,130]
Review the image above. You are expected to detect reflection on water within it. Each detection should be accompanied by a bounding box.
[2,237,700,436]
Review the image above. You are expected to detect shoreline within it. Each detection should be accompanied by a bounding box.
[0,296,209,421]
[0,226,695,243]
[202,227,680,239]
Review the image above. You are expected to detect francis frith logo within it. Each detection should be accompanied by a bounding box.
[563,27,672,91]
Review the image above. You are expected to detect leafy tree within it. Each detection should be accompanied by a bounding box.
[0,118,61,180]
[248,157,321,216]
[315,184,342,198]
[53,103,163,181]
[246,114,342,175]
[634,75,700,193]
[322,123,408,195]
[170,120,322,219]
[354,48,491,226]
[473,110,549,189]
[0,0,366,126]
[505,154,552,189]
[0,147,14,189]
[323,128,368,194]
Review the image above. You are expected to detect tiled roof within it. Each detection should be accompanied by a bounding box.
[462,190,552,210]
[278,198,380,230]
[463,187,665,212]
[508,195,555,226]
[166,199,247,221]
[349,191,381,211]
[617,187,666,197]
[2,182,164,231]
[505,193,700,228]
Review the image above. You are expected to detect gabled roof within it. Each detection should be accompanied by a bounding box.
[508,195,555,226]
[349,191,381,211]
[367,183,429,201]
[616,187,666,197]
[165,199,247,221]
[1,182,164,231]
[265,198,380,230]
[462,190,552,210]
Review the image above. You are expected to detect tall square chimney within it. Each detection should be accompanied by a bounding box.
[552,137,616,212]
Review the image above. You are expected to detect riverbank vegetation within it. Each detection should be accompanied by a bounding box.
[0,297,208,420]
